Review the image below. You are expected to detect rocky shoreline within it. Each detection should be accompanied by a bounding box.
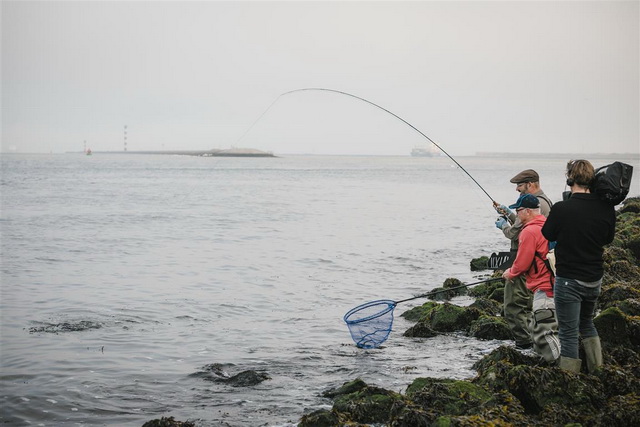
[145,197,640,427]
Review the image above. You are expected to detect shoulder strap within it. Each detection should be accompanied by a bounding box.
[534,252,555,287]
[537,194,553,209]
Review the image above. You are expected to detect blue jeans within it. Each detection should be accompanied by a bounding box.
[554,276,601,358]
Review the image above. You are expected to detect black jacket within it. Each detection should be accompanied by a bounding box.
[541,193,616,282]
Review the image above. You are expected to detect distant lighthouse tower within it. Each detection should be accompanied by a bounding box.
[124,125,128,151]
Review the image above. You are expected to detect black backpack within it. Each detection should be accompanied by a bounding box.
[593,162,633,205]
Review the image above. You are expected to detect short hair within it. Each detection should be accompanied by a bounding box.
[567,159,595,187]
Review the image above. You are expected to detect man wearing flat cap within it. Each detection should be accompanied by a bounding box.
[493,169,553,349]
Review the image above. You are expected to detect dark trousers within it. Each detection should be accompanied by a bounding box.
[554,276,600,359]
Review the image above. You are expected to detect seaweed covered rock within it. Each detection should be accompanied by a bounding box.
[470,256,489,271]
[468,278,504,302]
[474,347,605,418]
[418,303,483,333]
[603,245,637,265]
[331,383,404,424]
[472,345,540,374]
[606,345,640,367]
[427,278,469,301]
[403,322,439,338]
[594,306,640,352]
[619,196,640,214]
[400,301,439,322]
[322,378,367,398]
[469,297,502,316]
[298,409,349,427]
[611,298,640,316]
[602,259,640,285]
[406,377,495,416]
[428,389,529,426]
[592,364,640,397]
[613,209,640,262]
[469,315,513,340]
[598,283,640,312]
[595,393,640,426]
[404,302,507,340]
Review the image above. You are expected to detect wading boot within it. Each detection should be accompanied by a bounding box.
[582,336,603,374]
[559,356,582,373]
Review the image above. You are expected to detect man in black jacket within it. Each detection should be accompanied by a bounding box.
[541,160,616,373]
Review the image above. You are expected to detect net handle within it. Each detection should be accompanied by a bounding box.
[394,277,503,304]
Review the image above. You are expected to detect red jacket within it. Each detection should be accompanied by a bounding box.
[506,215,553,296]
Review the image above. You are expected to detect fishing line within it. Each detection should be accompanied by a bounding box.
[239,88,497,205]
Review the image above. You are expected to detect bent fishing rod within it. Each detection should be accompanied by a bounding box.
[240,87,498,206]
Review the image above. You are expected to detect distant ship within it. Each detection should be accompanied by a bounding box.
[411,144,440,157]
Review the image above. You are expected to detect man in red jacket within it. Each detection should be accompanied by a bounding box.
[502,194,560,363]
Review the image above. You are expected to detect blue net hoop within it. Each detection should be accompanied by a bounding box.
[343,299,396,349]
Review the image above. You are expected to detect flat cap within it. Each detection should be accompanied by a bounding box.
[509,169,539,184]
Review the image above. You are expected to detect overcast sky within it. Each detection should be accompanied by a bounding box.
[2,0,638,155]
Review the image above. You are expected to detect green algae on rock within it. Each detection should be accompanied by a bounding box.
[468,276,504,300]
[427,278,469,301]
[468,297,503,316]
[420,303,483,333]
[470,256,489,271]
[406,377,495,415]
[331,384,405,424]
[400,301,439,322]
[469,315,513,340]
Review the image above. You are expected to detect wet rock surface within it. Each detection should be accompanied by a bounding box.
[189,363,271,387]
[296,199,640,426]
[142,417,195,427]
[28,320,103,333]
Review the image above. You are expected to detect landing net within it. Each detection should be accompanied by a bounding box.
[343,299,396,349]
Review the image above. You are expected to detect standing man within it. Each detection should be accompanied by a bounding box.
[493,169,553,349]
[502,194,559,362]
[542,160,616,373]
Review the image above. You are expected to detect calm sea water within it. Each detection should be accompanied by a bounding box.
[2,152,638,426]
